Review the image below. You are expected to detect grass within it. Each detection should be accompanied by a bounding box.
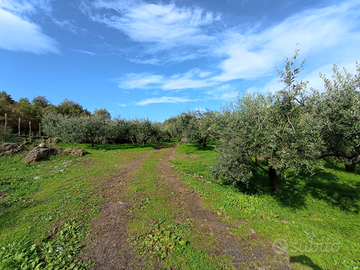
[0,140,173,269]
[1,138,359,269]
[170,141,360,270]
[124,148,232,269]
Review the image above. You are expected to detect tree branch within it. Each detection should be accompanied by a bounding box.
[252,158,269,175]
[287,115,296,133]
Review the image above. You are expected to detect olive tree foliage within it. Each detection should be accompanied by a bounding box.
[315,63,360,171]
[42,113,105,147]
[163,116,183,141]
[135,118,157,146]
[177,110,217,147]
[105,117,130,143]
[212,52,324,192]
[127,120,139,144]
[152,122,170,142]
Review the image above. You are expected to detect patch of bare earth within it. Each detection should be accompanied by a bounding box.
[157,147,291,270]
[82,150,155,270]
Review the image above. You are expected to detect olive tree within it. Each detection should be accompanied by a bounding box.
[135,118,157,146]
[43,113,105,147]
[105,117,130,143]
[316,63,360,171]
[177,109,217,147]
[163,116,182,141]
[212,52,324,192]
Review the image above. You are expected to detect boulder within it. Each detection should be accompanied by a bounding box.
[23,147,59,163]
[63,148,85,157]
[19,138,33,147]
[46,138,60,146]
[0,143,27,157]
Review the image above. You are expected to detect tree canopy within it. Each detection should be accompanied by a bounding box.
[212,52,324,192]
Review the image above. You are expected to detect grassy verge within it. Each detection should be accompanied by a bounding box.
[170,141,360,270]
[124,147,232,269]
[0,141,168,269]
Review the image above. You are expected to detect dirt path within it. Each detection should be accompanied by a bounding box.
[83,146,291,269]
[157,147,291,269]
[82,150,155,270]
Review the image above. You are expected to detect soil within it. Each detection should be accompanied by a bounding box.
[82,146,291,269]
[157,147,291,269]
[82,150,155,269]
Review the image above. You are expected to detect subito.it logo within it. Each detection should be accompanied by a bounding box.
[272,239,288,255]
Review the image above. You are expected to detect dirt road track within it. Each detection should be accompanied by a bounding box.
[82,146,291,269]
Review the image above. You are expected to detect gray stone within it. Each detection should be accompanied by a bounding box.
[0,143,27,157]
[23,147,59,163]
[63,148,85,157]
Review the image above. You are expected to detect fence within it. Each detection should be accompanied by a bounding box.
[2,113,43,137]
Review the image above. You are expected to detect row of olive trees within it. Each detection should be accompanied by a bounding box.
[42,113,171,147]
[211,51,360,192]
[163,109,220,148]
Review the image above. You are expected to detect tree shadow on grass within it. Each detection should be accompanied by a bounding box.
[322,158,360,174]
[290,255,323,270]
[233,167,360,214]
[188,144,215,152]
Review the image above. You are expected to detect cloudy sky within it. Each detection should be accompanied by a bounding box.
[1,0,359,121]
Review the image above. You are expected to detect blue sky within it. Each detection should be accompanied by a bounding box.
[1,0,360,122]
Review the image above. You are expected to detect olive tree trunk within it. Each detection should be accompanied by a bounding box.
[269,166,280,192]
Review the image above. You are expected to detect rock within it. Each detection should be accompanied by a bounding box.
[19,138,33,147]
[0,143,27,157]
[63,148,85,157]
[23,147,59,163]
[38,143,46,148]
[45,138,60,146]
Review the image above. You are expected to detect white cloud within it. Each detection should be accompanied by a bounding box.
[0,0,58,53]
[0,0,52,16]
[86,0,217,48]
[118,103,127,107]
[194,106,207,112]
[162,69,217,90]
[117,69,217,90]
[0,8,58,53]
[53,19,88,35]
[117,73,164,89]
[134,96,194,106]
[82,0,221,63]
[199,71,212,78]
[212,1,360,82]
[302,60,359,92]
[71,49,96,56]
[248,60,360,94]
[206,83,239,100]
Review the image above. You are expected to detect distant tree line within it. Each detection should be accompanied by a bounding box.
[2,51,359,192]
[0,93,109,137]
[42,114,171,147]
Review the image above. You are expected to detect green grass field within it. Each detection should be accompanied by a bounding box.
[0,141,161,269]
[170,141,360,269]
[0,140,359,269]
